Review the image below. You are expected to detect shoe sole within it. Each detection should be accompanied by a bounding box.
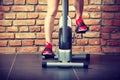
[43,54,55,59]
[75,27,89,33]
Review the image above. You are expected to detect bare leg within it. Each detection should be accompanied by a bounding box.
[74,0,88,33]
[74,0,84,19]
[44,0,60,43]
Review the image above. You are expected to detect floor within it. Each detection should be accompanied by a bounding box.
[0,54,120,80]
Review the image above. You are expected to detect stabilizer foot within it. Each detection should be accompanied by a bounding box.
[42,62,89,68]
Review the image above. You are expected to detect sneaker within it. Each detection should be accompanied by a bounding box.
[42,42,54,56]
[75,19,89,33]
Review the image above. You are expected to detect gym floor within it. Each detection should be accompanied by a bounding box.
[0,54,120,80]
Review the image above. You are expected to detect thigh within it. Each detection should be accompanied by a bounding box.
[47,0,60,13]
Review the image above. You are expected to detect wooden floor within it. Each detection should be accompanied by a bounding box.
[0,54,120,80]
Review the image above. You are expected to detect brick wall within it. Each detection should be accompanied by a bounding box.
[101,0,120,54]
[0,0,120,54]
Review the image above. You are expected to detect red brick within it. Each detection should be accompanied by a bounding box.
[102,27,119,33]
[0,20,12,26]
[7,27,18,32]
[16,13,27,19]
[74,34,82,39]
[36,20,44,26]
[102,12,114,19]
[52,39,59,46]
[35,40,45,46]
[58,5,62,11]
[39,46,45,53]
[28,13,39,19]
[14,0,25,4]
[26,0,38,4]
[19,26,29,32]
[9,40,21,46]
[0,27,5,32]
[69,6,75,11]
[77,39,88,45]
[36,5,47,12]
[54,20,59,25]
[38,0,47,4]
[68,12,75,19]
[116,0,120,4]
[0,6,10,12]
[102,6,120,12]
[17,47,38,53]
[72,46,84,53]
[0,6,2,11]
[85,46,101,53]
[3,0,13,5]
[0,33,14,39]
[101,39,107,46]
[16,33,35,39]
[84,19,101,25]
[89,26,101,31]
[102,20,120,26]
[114,13,120,19]
[36,33,45,39]
[90,12,101,18]
[22,40,34,46]
[84,0,89,5]
[4,13,15,19]
[83,32,100,38]
[11,6,34,12]
[0,40,7,47]
[69,0,74,5]
[111,33,120,39]
[0,13,3,19]
[52,33,58,39]
[71,19,76,26]
[0,47,16,53]
[101,33,110,39]
[102,0,115,4]
[102,20,113,26]
[29,26,40,32]
[13,20,35,26]
[84,5,101,11]
[89,39,100,45]
[82,12,89,19]
[39,12,46,19]
[90,0,101,4]
[102,47,120,53]
[113,20,120,26]
[53,27,59,32]
[107,40,119,46]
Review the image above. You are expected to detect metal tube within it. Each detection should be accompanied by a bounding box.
[42,54,90,60]
[72,54,90,60]
[47,62,84,67]
[62,0,68,43]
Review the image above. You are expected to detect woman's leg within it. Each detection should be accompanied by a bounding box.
[45,0,60,43]
[74,0,88,33]
[74,0,84,19]
[42,0,60,55]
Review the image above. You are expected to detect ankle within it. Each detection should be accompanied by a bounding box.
[76,17,84,25]
[45,42,52,48]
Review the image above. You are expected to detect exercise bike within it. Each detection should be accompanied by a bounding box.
[42,0,90,68]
